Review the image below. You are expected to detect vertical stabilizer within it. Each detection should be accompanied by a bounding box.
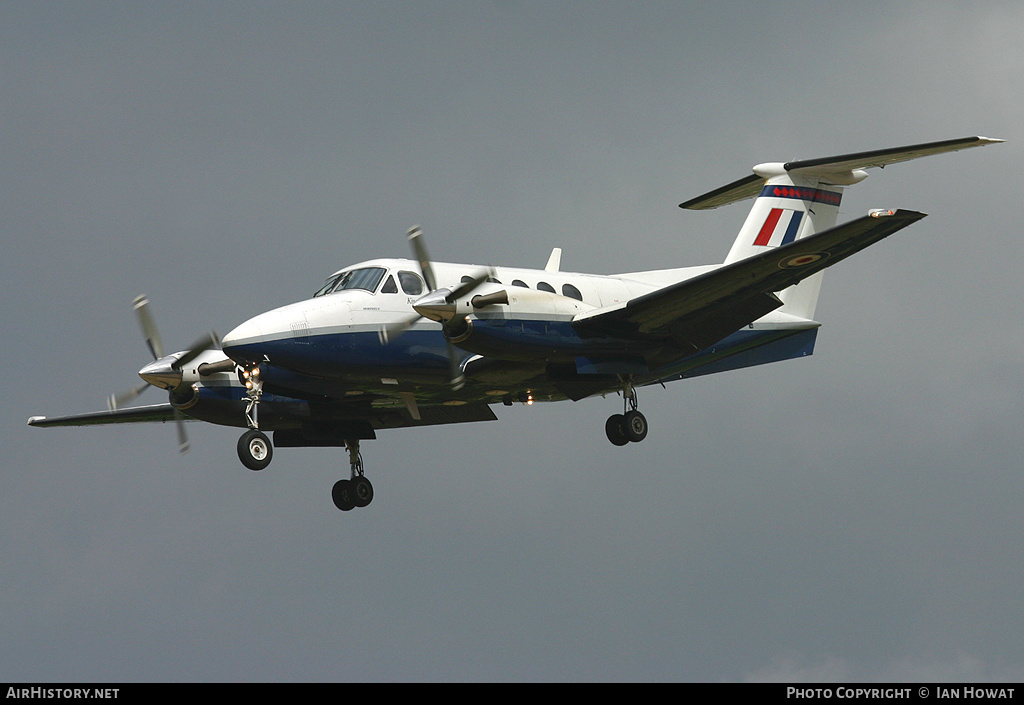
[678,136,1004,320]
[723,167,844,318]
[723,167,844,265]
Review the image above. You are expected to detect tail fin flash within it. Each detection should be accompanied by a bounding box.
[680,136,1003,318]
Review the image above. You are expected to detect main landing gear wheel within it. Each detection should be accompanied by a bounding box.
[238,429,273,470]
[351,476,374,507]
[332,480,355,511]
[623,409,648,443]
[605,378,649,446]
[605,414,629,446]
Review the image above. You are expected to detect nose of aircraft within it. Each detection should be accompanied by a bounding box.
[221,315,267,363]
[221,317,262,350]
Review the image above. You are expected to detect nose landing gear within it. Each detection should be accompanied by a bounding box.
[237,363,275,470]
[605,379,649,446]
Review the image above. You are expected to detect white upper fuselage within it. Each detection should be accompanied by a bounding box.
[222,257,722,350]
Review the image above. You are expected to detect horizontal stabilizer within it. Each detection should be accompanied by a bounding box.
[681,136,1003,210]
[575,209,926,352]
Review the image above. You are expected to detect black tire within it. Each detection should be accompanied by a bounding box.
[351,476,374,507]
[605,414,629,446]
[332,480,355,511]
[623,410,648,443]
[237,429,273,470]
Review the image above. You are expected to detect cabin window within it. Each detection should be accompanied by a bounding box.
[511,280,528,288]
[398,271,424,295]
[487,276,502,284]
[537,281,555,293]
[562,283,583,301]
[380,275,398,294]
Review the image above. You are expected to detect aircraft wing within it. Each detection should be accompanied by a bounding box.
[574,209,926,353]
[28,403,181,427]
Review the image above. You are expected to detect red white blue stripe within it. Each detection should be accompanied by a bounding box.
[753,208,804,247]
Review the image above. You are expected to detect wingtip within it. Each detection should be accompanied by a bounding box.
[27,416,45,426]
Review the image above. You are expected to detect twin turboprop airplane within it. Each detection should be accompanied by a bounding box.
[29,136,1002,511]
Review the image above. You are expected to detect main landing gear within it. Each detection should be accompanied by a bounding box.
[605,380,649,446]
[331,440,374,512]
[232,363,375,512]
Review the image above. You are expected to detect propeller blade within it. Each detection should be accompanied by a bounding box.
[173,331,221,369]
[446,268,493,302]
[173,409,190,453]
[107,382,151,411]
[378,313,422,345]
[125,295,205,453]
[133,295,164,360]
[407,226,437,292]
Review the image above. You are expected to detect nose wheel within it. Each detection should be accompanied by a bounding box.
[238,429,273,470]
[605,380,649,445]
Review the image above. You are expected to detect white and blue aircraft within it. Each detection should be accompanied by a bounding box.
[29,136,1002,511]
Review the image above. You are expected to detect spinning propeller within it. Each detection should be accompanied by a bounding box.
[107,295,221,453]
[379,226,496,390]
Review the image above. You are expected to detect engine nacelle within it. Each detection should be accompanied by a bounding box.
[447,288,634,363]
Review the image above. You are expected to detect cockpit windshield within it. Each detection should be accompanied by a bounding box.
[313,267,387,297]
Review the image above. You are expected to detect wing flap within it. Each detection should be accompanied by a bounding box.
[575,209,926,349]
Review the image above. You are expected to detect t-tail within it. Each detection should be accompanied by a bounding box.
[680,136,1004,319]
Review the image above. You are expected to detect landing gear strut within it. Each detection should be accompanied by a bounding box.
[605,379,648,446]
[332,439,374,512]
[237,363,274,470]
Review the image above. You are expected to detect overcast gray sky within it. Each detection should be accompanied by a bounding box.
[3,1,1022,682]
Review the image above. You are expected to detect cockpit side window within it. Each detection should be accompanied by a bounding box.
[398,271,424,295]
[314,267,387,297]
[339,267,386,292]
[314,274,342,298]
[380,275,398,294]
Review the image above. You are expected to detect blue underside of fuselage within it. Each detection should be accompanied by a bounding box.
[225,329,458,379]
[222,318,819,392]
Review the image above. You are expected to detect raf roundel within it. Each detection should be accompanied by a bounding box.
[779,252,829,269]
